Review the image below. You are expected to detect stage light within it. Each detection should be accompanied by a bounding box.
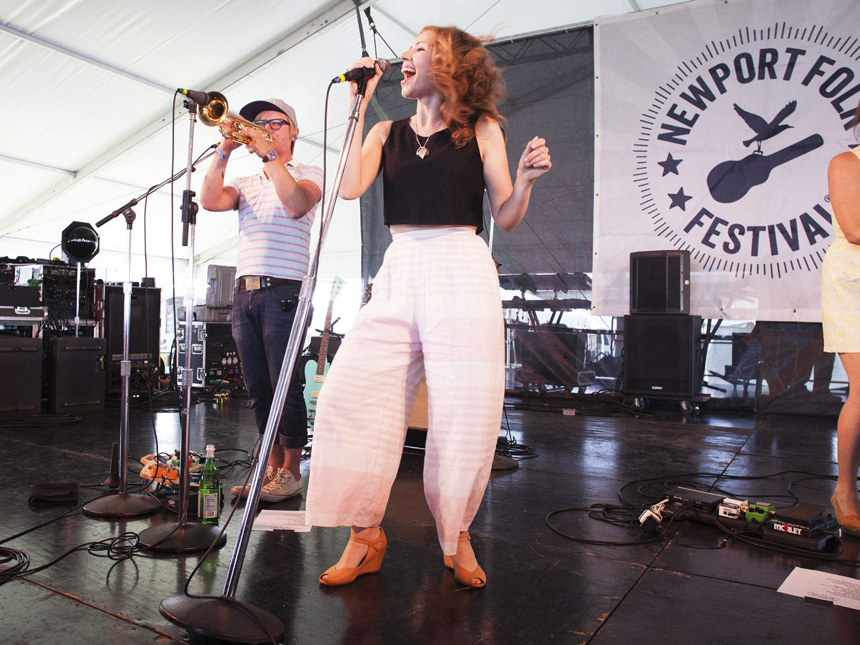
[61,221,99,264]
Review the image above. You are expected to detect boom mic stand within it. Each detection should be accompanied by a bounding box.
[84,127,219,520]
[83,204,161,518]
[137,99,226,552]
[159,76,375,644]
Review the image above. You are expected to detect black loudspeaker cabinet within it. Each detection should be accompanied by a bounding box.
[102,285,161,362]
[0,337,42,419]
[630,250,690,314]
[49,337,106,414]
[623,314,703,398]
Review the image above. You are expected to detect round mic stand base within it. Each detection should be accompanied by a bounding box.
[160,594,284,643]
[138,522,227,553]
[83,492,161,518]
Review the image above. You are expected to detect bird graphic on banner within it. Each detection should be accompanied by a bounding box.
[733,100,797,152]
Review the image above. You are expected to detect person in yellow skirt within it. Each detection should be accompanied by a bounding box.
[822,99,860,538]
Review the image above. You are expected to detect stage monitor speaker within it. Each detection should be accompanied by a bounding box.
[0,338,42,419]
[630,250,690,314]
[49,337,106,414]
[623,314,702,398]
[102,285,161,362]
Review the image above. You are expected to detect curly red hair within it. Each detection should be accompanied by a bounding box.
[422,26,505,147]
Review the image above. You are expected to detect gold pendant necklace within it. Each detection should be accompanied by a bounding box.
[415,133,430,159]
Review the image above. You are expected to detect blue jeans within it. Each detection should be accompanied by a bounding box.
[232,284,307,449]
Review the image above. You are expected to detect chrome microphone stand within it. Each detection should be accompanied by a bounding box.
[83,206,161,518]
[159,81,371,642]
[137,99,227,552]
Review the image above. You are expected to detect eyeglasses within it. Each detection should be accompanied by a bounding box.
[254,118,290,131]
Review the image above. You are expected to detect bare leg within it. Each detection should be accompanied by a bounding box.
[834,353,860,514]
[453,531,481,585]
[269,444,303,481]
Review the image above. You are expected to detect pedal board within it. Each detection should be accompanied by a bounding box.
[666,487,725,513]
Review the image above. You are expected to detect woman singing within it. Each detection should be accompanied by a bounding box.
[305,26,552,587]
[823,100,860,538]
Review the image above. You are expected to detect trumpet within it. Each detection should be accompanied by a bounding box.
[197,92,272,145]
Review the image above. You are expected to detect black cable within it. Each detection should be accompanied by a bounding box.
[173,435,278,645]
[707,511,860,564]
[0,413,82,428]
[364,6,399,59]
[617,470,844,509]
[497,406,538,460]
[546,504,662,546]
[548,469,860,563]
[0,547,30,587]
[0,498,94,546]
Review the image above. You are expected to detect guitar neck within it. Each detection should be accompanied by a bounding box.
[316,303,334,375]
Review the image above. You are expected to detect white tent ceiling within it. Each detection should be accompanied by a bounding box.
[0,0,689,300]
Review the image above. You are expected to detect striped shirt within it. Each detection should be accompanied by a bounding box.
[227,161,324,281]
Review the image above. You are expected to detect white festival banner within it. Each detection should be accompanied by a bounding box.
[593,0,860,321]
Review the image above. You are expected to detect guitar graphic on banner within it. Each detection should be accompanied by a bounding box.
[304,276,344,426]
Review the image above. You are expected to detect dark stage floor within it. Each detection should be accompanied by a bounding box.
[1,392,860,645]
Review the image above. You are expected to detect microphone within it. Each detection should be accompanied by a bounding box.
[364,7,377,31]
[332,58,391,84]
[177,88,211,104]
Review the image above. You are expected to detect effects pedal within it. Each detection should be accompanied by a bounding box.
[667,487,725,512]
[762,503,839,551]
[717,498,748,520]
[744,501,776,524]
[766,503,838,538]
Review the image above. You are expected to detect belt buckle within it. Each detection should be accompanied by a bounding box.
[246,276,262,290]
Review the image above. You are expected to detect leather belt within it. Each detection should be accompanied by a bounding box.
[235,276,302,291]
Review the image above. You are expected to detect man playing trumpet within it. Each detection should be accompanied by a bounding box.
[200,98,323,501]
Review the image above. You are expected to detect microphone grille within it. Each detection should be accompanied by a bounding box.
[376,58,392,74]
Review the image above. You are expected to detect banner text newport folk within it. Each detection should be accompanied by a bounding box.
[657,46,857,258]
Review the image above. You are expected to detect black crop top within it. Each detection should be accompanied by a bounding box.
[381,119,485,233]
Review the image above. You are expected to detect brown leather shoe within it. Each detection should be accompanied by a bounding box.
[319,527,387,586]
[443,533,486,588]
[831,494,860,538]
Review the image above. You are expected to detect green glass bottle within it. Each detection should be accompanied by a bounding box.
[198,444,221,525]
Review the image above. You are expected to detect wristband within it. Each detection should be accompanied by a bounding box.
[215,147,231,161]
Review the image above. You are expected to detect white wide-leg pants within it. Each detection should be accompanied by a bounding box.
[305,227,505,555]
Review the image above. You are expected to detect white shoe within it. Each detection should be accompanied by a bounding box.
[230,465,275,498]
[259,468,303,502]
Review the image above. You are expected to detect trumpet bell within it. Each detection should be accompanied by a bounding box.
[197,91,272,145]
[198,91,229,127]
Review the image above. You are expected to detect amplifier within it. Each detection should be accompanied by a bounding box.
[102,285,160,362]
[49,337,105,413]
[0,338,42,419]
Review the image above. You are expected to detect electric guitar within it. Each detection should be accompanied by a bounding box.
[304,277,344,425]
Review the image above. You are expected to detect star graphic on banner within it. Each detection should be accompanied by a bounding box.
[668,188,693,211]
[658,153,682,176]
